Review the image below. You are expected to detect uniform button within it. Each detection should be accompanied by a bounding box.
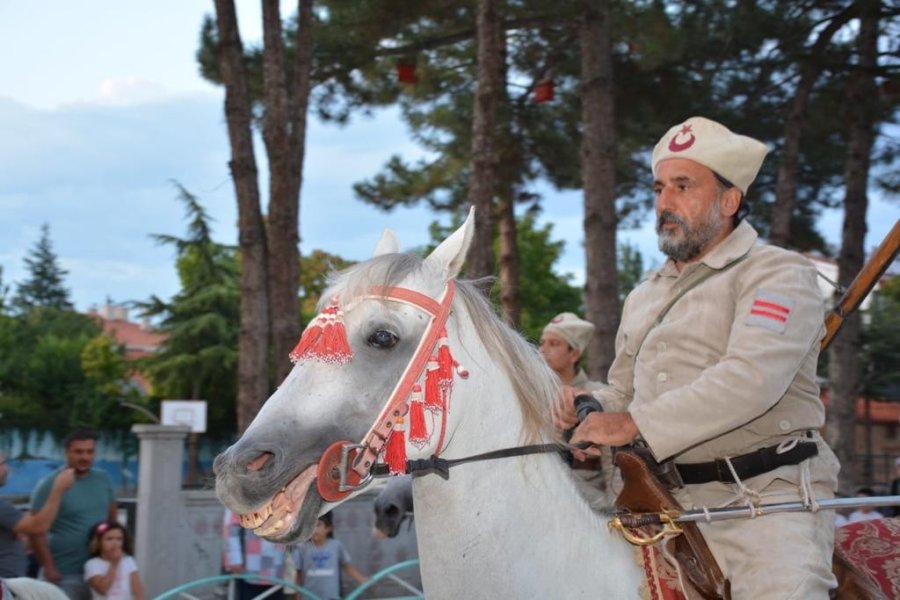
[657,341,667,352]
[778,419,791,431]
[657,372,668,382]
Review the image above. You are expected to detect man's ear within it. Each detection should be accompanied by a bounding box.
[720,187,742,218]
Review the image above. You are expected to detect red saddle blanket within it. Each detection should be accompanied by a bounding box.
[834,517,900,599]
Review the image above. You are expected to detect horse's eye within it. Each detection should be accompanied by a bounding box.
[367,329,399,349]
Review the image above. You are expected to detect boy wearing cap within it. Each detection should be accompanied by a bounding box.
[539,312,601,389]
[558,117,839,598]
[540,313,616,507]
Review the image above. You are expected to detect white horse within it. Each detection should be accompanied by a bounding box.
[214,210,645,598]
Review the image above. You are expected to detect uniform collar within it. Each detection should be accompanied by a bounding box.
[650,220,758,280]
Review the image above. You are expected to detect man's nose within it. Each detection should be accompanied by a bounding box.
[655,188,675,212]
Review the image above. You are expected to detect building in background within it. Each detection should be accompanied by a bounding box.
[88,304,166,395]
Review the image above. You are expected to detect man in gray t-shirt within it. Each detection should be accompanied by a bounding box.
[30,432,115,600]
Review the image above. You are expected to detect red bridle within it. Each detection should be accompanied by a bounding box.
[315,281,458,501]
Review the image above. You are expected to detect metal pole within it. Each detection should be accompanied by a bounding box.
[612,495,900,531]
[672,495,900,524]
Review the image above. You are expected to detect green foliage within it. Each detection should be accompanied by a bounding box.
[861,287,900,400]
[134,185,241,435]
[299,250,355,323]
[75,334,146,431]
[0,266,9,315]
[12,224,74,314]
[512,212,583,343]
[0,308,103,429]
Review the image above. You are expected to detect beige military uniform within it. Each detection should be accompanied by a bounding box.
[595,221,839,598]
[571,368,604,392]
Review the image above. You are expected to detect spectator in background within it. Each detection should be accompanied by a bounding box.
[540,312,616,507]
[84,521,144,600]
[30,431,117,600]
[293,512,367,600]
[847,487,885,524]
[0,454,75,577]
[539,312,601,390]
[889,457,900,518]
[222,509,286,600]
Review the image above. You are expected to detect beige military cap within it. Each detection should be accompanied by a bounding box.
[542,312,595,354]
[651,116,769,194]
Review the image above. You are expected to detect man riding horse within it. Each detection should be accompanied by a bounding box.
[557,116,840,599]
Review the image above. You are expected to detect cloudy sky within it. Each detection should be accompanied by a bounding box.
[0,2,894,313]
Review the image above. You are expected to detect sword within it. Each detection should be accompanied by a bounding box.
[610,495,900,546]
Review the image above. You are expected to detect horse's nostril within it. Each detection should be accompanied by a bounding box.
[246,451,275,472]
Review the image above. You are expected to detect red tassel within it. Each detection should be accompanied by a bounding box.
[408,384,428,445]
[436,329,454,402]
[290,300,352,364]
[384,417,407,475]
[424,358,442,410]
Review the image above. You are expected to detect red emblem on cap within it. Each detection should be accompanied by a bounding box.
[668,124,695,152]
[551,316,564,323]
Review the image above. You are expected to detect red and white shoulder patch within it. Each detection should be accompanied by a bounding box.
[745,289,794,334]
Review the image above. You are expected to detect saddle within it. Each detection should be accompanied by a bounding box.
[615,448,731,600]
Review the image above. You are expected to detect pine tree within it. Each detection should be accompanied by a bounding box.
[0,266,9,314]
[12,224,74,313]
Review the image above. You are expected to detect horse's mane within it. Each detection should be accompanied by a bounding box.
[324,252,560,444]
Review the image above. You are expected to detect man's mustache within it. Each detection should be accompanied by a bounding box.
[656,210,688,234]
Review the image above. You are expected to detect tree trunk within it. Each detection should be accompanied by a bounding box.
[495,26,520,327]
[770,7,855,248]
[497,191,520,326]
[825,0,878,494]
[261,0,308,385]
[580,0,618,380]
[467,0,502,281]
[213,0,270,433]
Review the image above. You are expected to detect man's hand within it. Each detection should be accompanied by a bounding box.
[43,563,61,583]
[569,412,639,460]
[552,386,584,431]
[224,564,245,574]
[51,468,76,492]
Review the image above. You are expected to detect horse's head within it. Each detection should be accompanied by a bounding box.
[214,210,481,543]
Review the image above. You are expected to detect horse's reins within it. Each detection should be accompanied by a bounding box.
[371,441,591,480]
[372,394,603,479]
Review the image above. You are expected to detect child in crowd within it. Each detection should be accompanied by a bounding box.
[84,521,144,600]
[293,512,367,600]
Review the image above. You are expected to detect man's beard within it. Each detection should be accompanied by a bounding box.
[656,201,723,263]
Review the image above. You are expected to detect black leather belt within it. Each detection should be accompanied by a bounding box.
[675,440,818,485]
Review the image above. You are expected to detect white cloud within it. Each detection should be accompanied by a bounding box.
[96,77,169,106]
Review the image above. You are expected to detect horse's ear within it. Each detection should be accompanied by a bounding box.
[424,207,475,280]
[372,229,400,257]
